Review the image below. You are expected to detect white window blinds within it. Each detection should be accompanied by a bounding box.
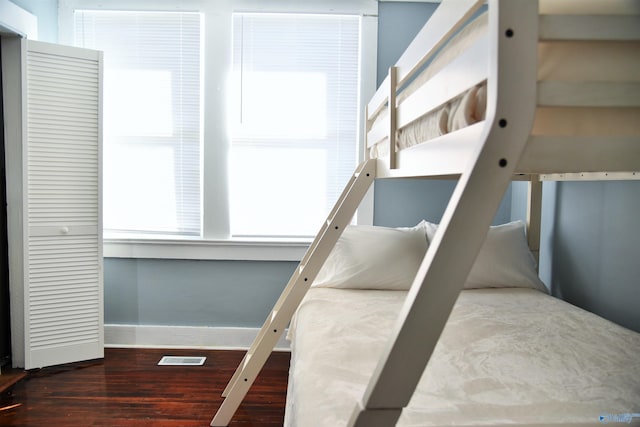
[230,13,360,237]
[74,11,202,236]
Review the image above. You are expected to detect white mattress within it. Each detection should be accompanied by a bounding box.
[285,287,640,426]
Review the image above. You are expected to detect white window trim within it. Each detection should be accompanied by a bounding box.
[59,0,377,261]
[103,237,310,261]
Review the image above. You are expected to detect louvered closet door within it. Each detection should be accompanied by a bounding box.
[24,41,103,369]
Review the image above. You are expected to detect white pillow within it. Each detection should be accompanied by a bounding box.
[312,223,428,290]
[424,220,548,292]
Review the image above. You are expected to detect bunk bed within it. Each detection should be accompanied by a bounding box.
[211,0,640,426]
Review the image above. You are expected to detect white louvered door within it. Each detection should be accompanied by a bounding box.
[1,39,103,369]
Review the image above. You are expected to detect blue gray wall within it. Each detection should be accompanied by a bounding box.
[377,2,438,88]
[105,259,296,327]
[9,0,57,42]
[512,181,640,333]
[552,182,640,332]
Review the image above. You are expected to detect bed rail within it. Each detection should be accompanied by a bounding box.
[366,0,486,170]
[366,36,489,152]
[368,0,640,179]
[367,0,484,122]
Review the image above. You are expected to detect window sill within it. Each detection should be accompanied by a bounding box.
[103,236,311,261]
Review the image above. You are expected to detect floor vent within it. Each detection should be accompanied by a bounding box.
[158,356,206,366]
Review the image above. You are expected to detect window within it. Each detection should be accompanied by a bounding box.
[230,13,360,237]
[74,10,202,236]
[60,0,377,260]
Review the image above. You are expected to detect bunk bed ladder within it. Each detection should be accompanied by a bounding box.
[348,0,539,425]
[211,159,376,426]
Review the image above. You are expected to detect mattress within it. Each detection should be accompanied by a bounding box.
[369,12,640,159]
[285,287,640,426]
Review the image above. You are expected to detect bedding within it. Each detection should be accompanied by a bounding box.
[313,221,547,292]
[312,223,428,290]
[285,287,640,427]
[289,222,639,425]
[424,220,547,292]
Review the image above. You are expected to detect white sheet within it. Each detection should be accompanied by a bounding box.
[285,288,640,426]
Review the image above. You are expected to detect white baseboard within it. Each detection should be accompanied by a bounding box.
[104,324,290,351]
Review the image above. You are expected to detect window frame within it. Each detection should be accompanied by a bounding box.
[74,9,204,237]
[58,0,378,261]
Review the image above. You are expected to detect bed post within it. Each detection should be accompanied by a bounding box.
[388,66,398,169]
[527,175,542,265]
[348,0,539,425]
[364,105,371,161]
[211,159,376,426]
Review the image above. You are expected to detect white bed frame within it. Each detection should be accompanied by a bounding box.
[212,0,640,425]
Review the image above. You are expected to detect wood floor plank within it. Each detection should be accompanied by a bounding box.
[0,369,27,394]
[0,348,290,426]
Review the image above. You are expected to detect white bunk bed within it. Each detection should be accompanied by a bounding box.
[211,0,640,426]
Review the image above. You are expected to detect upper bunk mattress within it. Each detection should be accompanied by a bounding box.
[285,287,640,426]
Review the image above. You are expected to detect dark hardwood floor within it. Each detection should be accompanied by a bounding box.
[0,369,26,395]
[0,348,290,427]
